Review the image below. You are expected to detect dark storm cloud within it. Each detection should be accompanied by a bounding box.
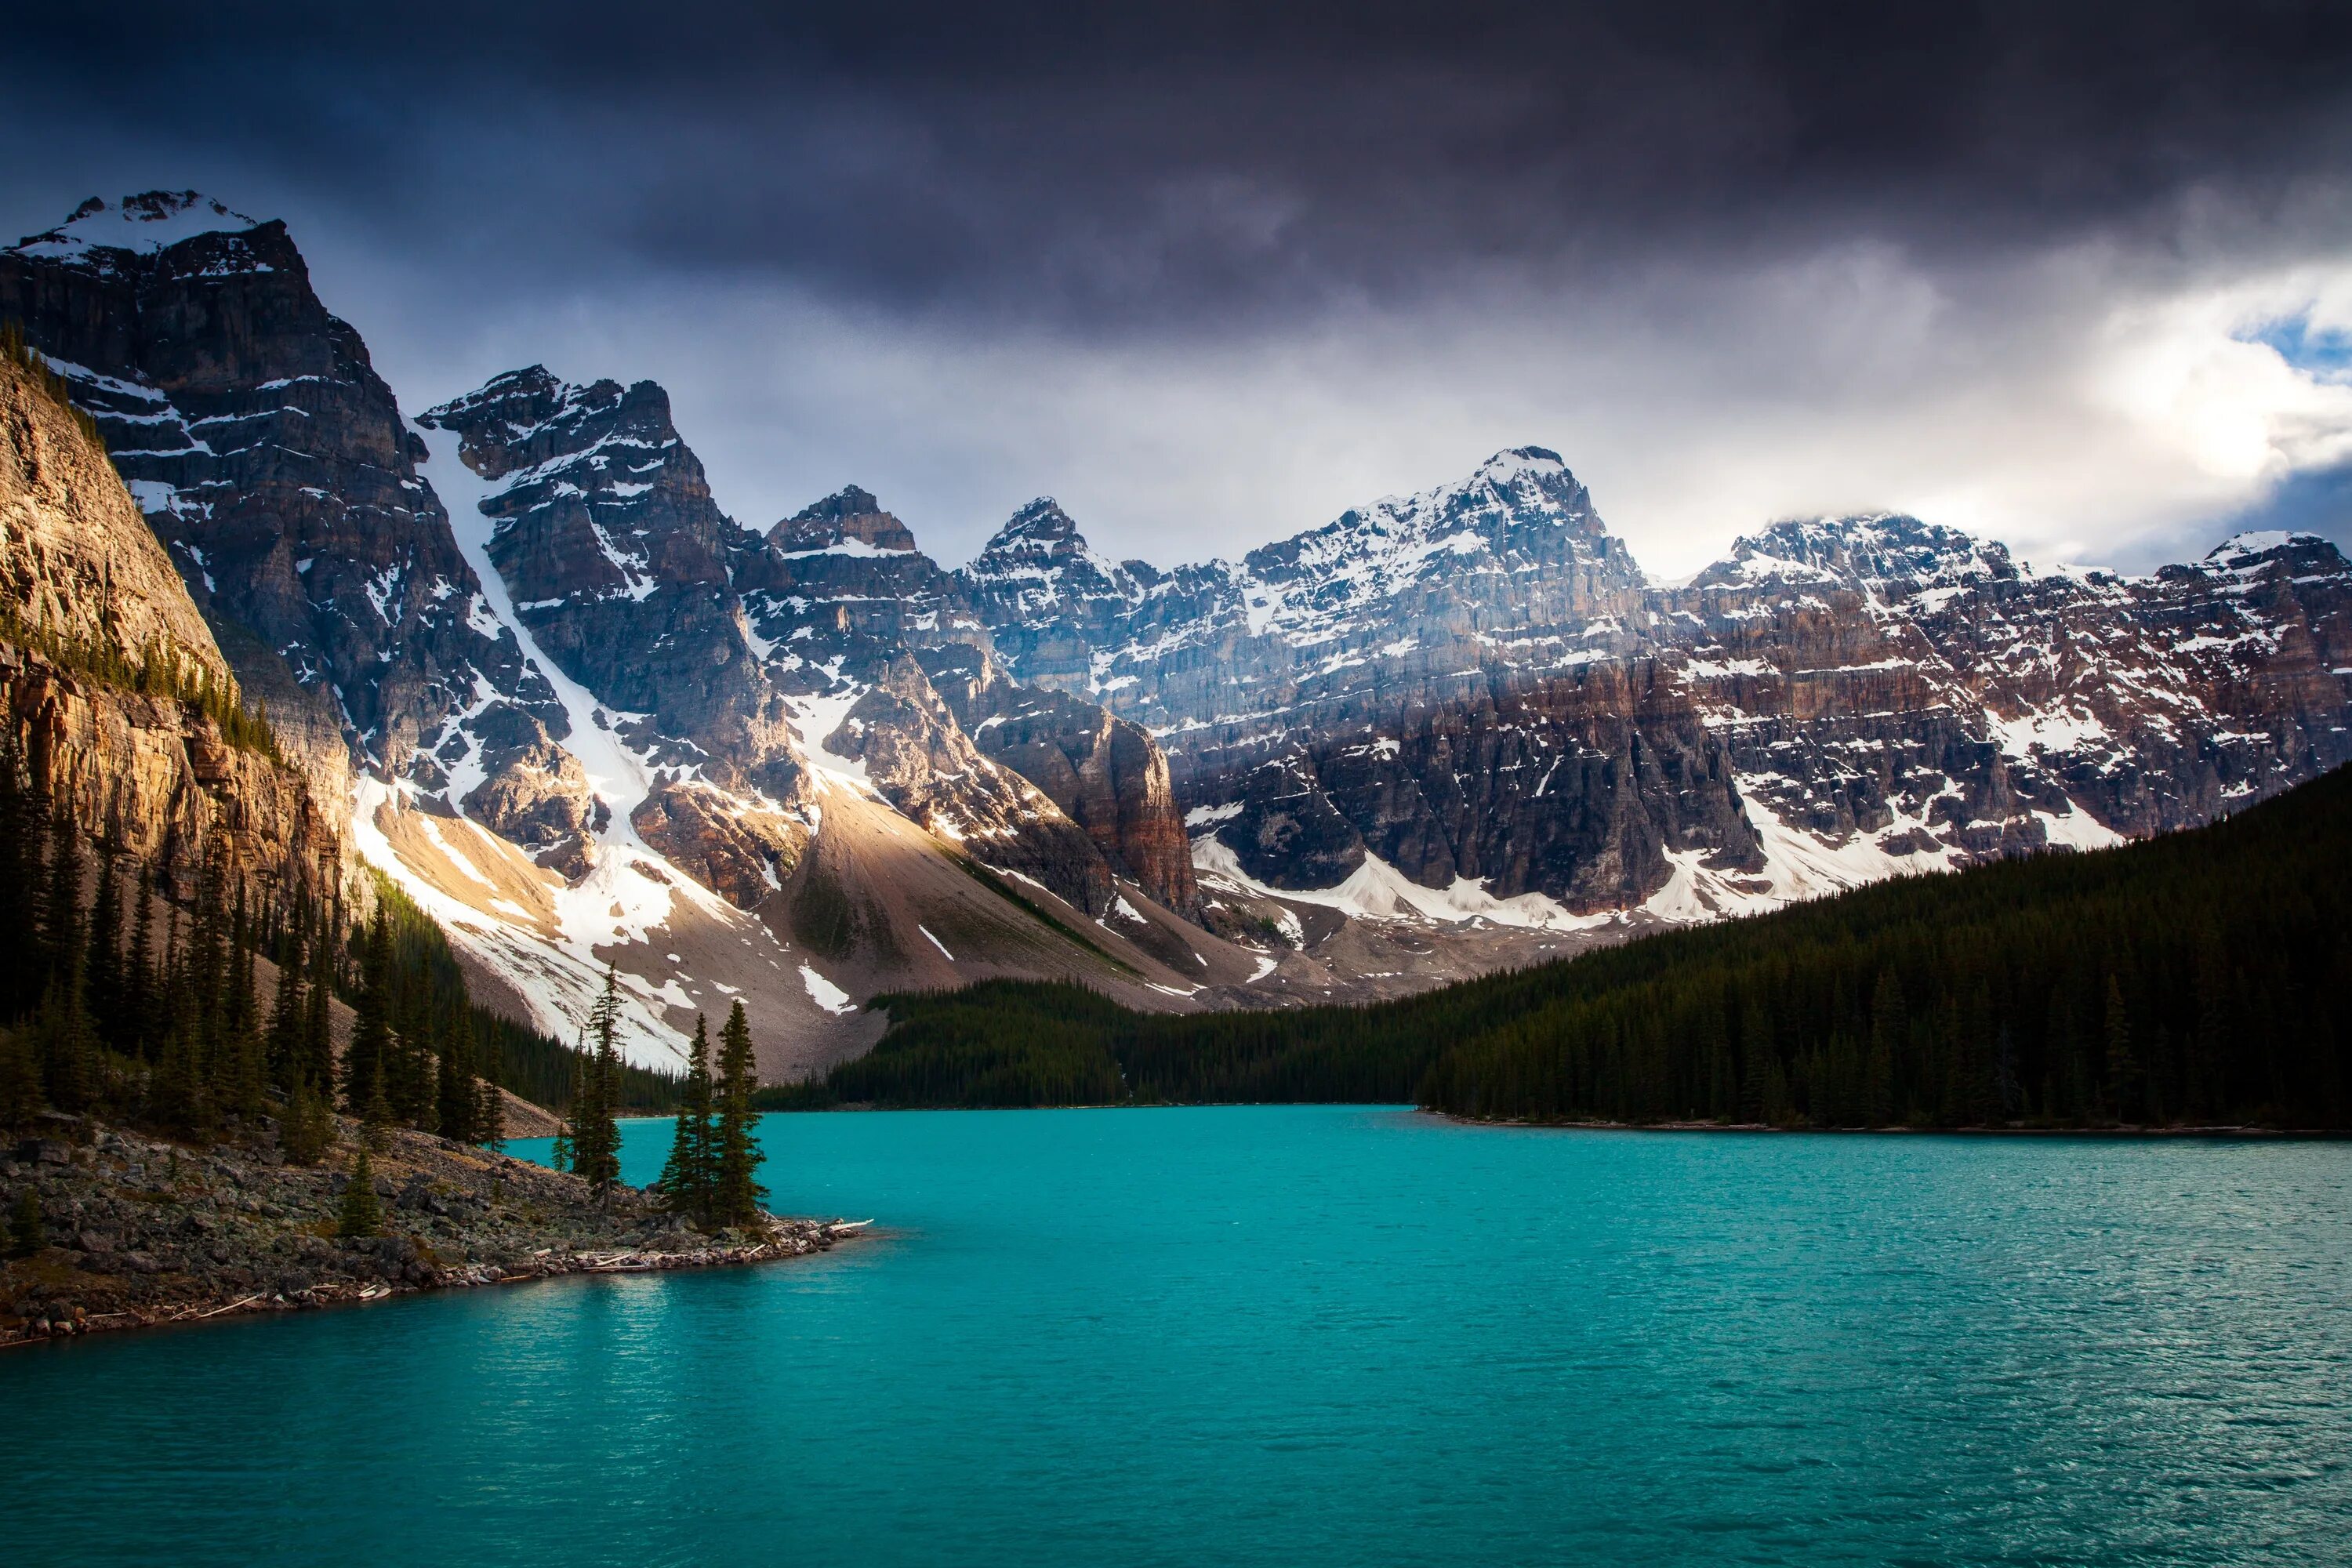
[8,4,2352,572]
[15,2,2352,333]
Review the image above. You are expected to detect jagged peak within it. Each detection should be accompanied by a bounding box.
[1471,446,1569,483]
[774,485,920,555]
[1706,513,2013,591]
[2205,529,2338,567]
[983,497,1083,551]
[10,191,265,264]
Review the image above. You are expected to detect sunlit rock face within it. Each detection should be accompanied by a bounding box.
[0,192,557,800]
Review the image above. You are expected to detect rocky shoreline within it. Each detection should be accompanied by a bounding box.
[1,1116,866,1348]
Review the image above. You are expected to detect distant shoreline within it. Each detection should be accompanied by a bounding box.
[1431,1112,2352,1139]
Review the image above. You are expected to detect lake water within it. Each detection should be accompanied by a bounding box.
[9,1107,2352,1565]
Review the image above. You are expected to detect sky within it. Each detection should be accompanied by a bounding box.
[7,2,2352,579]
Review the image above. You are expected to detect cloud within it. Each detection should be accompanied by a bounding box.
[5,2,2352,575]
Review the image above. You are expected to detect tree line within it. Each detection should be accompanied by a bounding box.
[780,764,2352,1130]
[0,735,681,1157]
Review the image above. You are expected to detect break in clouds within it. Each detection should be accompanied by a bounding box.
[7,1,2352,575]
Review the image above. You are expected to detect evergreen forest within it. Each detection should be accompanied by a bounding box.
[0,739,678,1152]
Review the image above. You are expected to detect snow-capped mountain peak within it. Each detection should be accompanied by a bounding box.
[1702,513,2016,597]
[772,485,920,555]
[11,191,264,265]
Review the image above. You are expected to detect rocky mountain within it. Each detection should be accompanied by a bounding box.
[0,191,556,815]
[0,347,340,906]
[956,466,2352,927]
[957,448,1650,777]
[9,188,2348,1080]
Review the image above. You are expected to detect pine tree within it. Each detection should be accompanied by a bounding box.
[474,1026,506,1153]
[345,909,392,1113]
[150,1009,208,1136]
[658,1014,716,1225]
[84,835,123,1049]
[122,865,156,1060]
[42,800,83,995]
[281,1072,332,1165]
[712,1000,766,1228]
[303,936,335,1098]
[2103,974,2141,1124]
[267,924,307,1096]
[550,1052,579,1174]
[0,737,44,1021]
[572,971,624,1199]
[32,967,98,1115]
[437,1009,478,1145]
[1866,970,1903,1127]
[361,1052,394,1153]
[0,1026,42,1123]
[338,1146,381,1238]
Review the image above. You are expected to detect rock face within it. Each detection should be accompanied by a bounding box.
[0,351,230,683]
[920,643,1200,914]
[956,448,1649,775]
[959,470,2352,916]
[1661,515,2352,861]
[0,192,557,798]
[0,352,339,904]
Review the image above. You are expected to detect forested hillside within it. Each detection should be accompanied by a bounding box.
[784,764,2352,1129]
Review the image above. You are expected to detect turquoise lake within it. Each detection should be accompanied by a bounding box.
[9,1106,2352,1565]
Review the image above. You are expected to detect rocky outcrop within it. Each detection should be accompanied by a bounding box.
[0,647,342,905]
[0,1117,862,1347]
[1663,515,2352,856]
[0,353,339,903]
[920,643,1200,913]
[630,779,809,909]
[417,366,787,789]
[1,193,560,788]
[0,351,229,682]
[1202,661,1760,909]
[772,485,920,554]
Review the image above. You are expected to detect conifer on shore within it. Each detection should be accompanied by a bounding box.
[570,971,624,1200]
[338,1146,381,1238]
[658,1014,716,1227]
[711,1000,765,1228]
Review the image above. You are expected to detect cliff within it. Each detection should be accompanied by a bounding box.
[0,351,338,902]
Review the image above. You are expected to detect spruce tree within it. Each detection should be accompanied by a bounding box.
[338,1146,382,1238]
[0,1026,42,1123]
[658,1014,716,1225]
[32,967,98,1116]
[42,800,83,996]
[712,1000,766,1228]
[572,971,624,1199]
[2103,974,2141,1124]
[345,909,392,1112]
[84,836,123,1050]
[151,1010,208,1136]
[437,1009,477,1145]
[303,937,336,1098]
[361,1053,394,1152]
[0,738,43,1020]
[474,1027,506,1153]
[122,866,155,1060]
[267,925,307,1096]
[281,1072,332,1165]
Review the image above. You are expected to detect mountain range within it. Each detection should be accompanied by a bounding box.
[5,191,2347,1082]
